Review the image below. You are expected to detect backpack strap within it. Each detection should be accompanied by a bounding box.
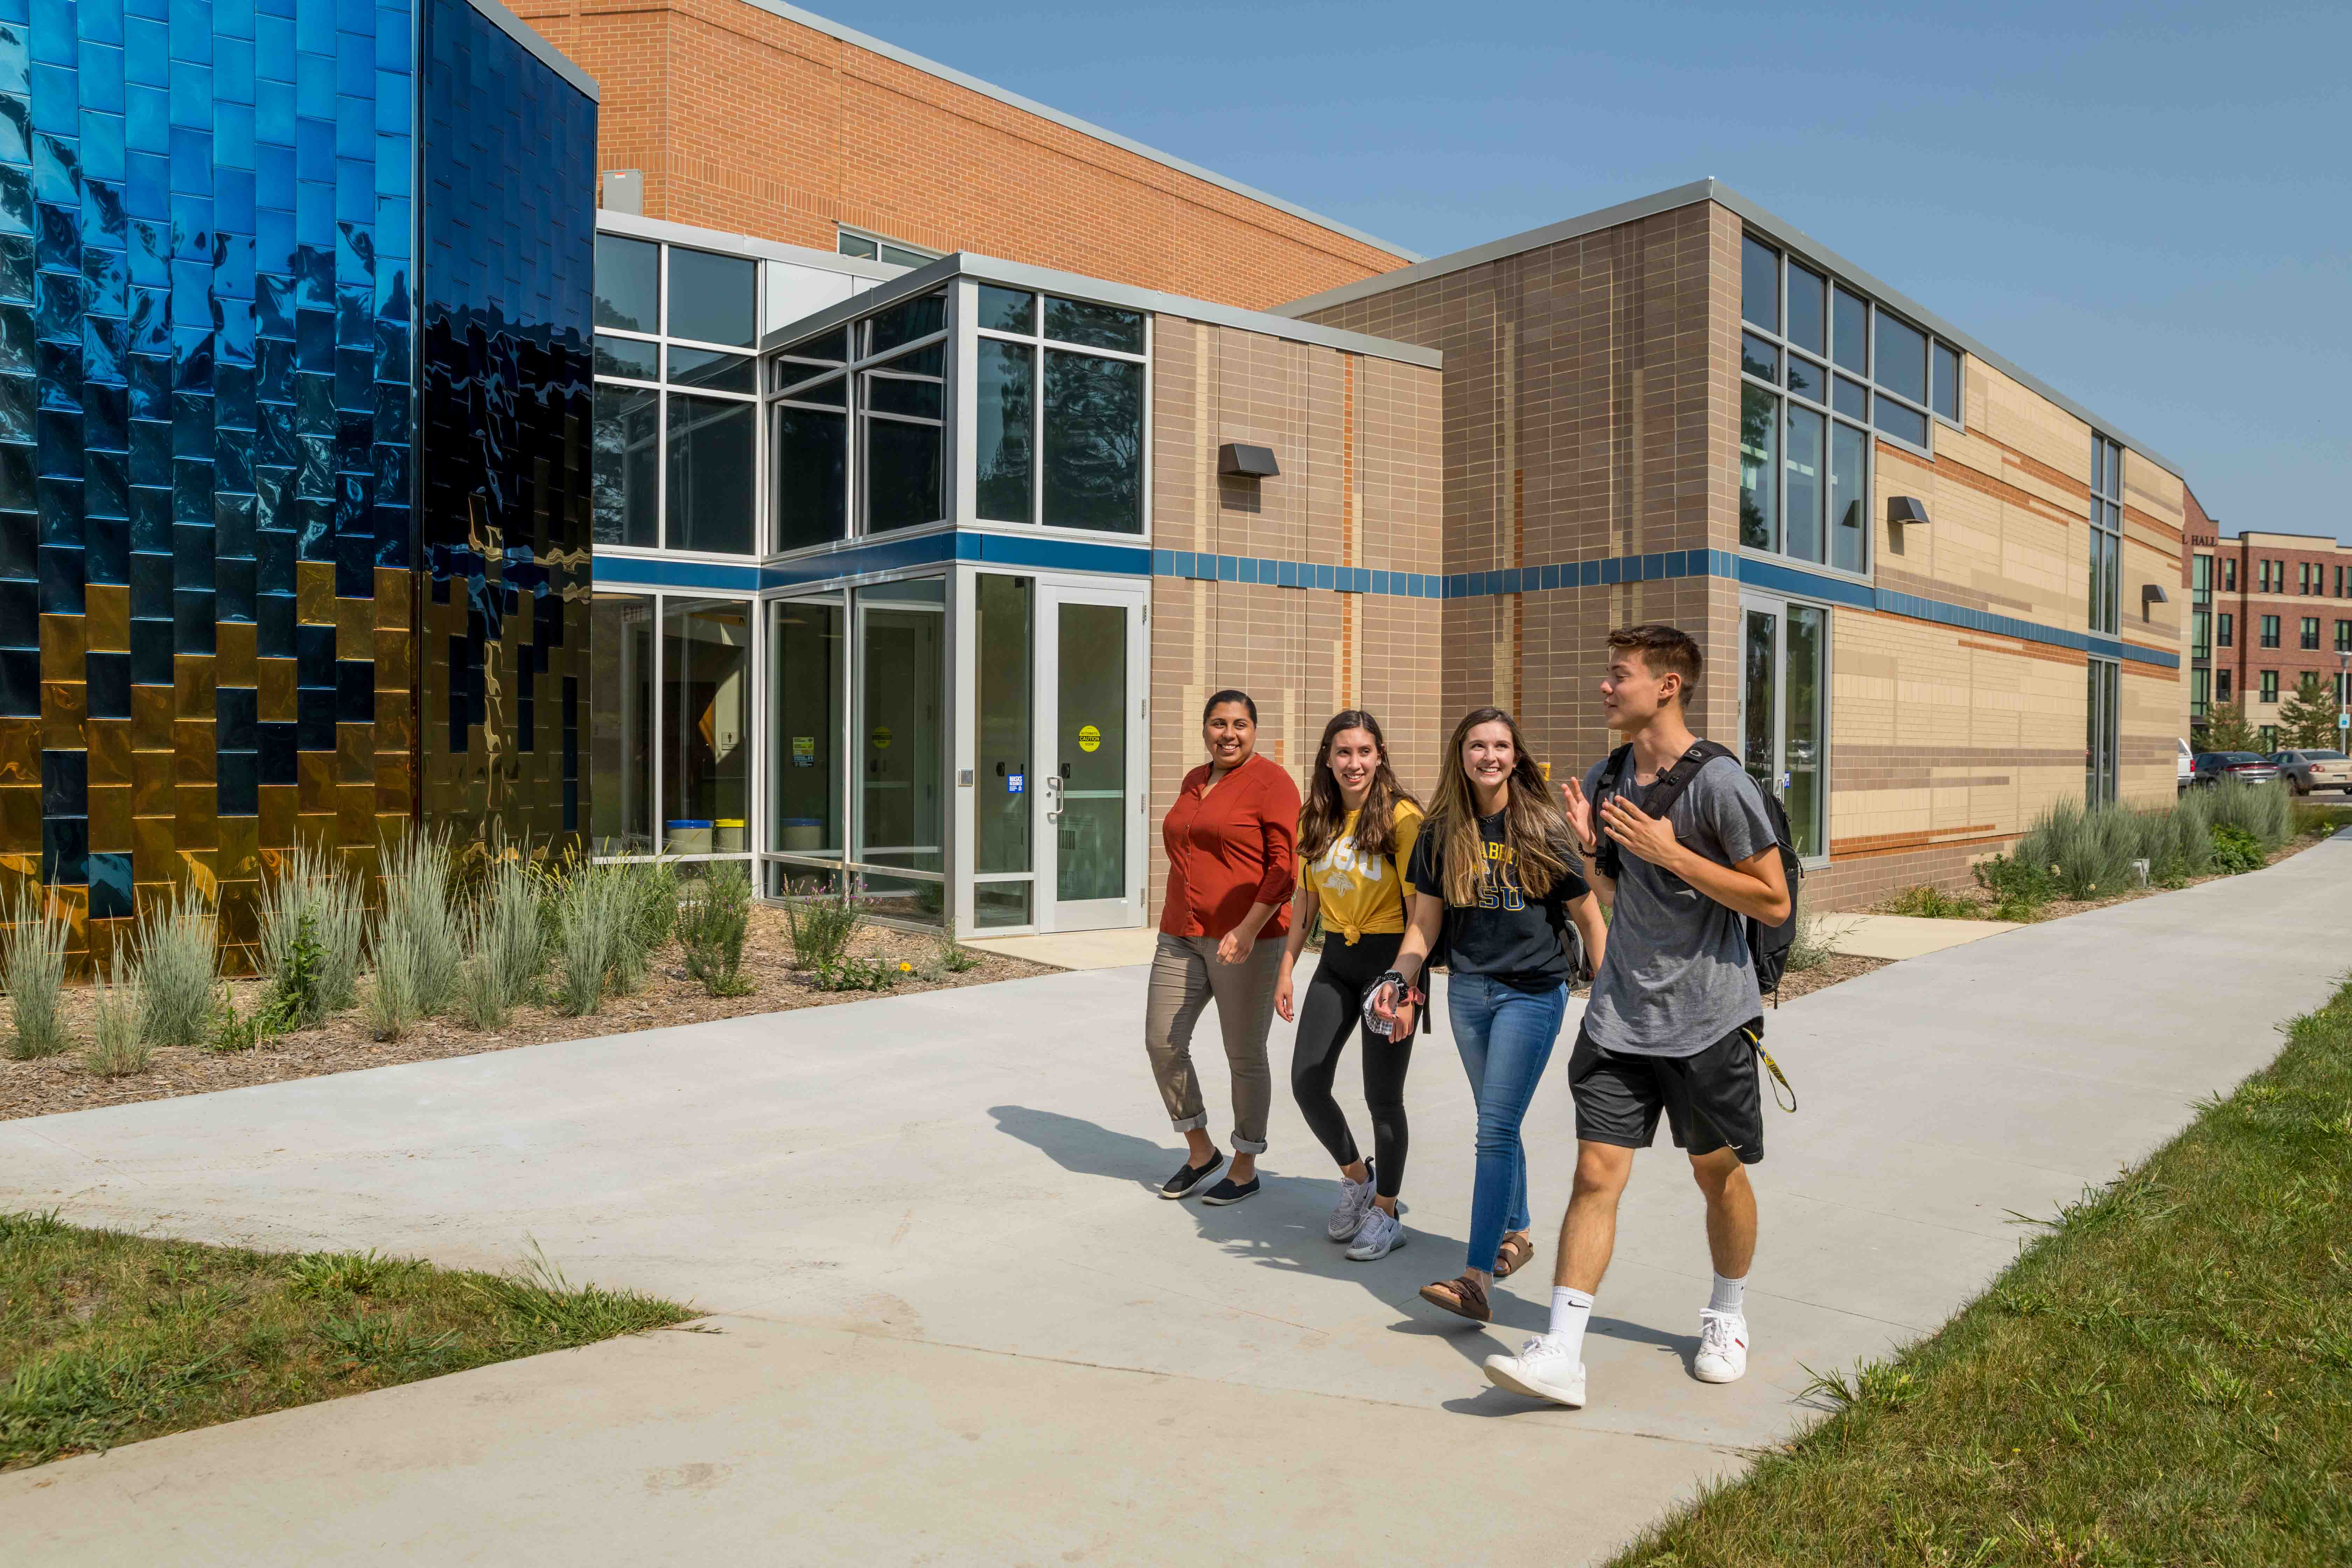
[1592,740,1735,881]
[1588,745,1634,881]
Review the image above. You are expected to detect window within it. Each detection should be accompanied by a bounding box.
[2300,562,2312,594]
[2085,658,2119,804]
[2217,668,2232,701]
[2224,557,2237,592]
[838,227,940,270]
[592,237,761,554]
[2191,609,2210,661]
[2260,724,2279,751]
[858,294,949,533]
[2191,667,2209,721]
[2336,564,2345,596]
[2336,620,2351,653]
[2086,435,2123,635]
[2260,670,2279,704]
[976,287,1147,533]
[2301,617,2321,650]
[2218,613,2233,648]
[587,590,755,863]
[2261,614,2281,648]
[1740,596,1828,859]
[1737,234,1885,573]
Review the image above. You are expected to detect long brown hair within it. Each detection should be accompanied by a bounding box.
[1427,706,1574,906]
[1297,710,1420,864]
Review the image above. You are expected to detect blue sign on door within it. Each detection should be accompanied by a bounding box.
[1008,773,1026,794]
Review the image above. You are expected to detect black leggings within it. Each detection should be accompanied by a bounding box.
[1290,931,1412,1198]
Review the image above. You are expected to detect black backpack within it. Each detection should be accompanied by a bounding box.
[1588,741,1804,1001]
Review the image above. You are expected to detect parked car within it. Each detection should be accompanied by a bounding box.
[2269,748,2352,795]
[2177,737,2194,793]
[2190,751,2282,788]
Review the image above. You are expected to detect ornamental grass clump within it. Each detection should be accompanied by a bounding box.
[258,842,365,1018]
[1,886,70,1060]
[2203,777,2291,854]
[552,865,630,1017]
[379,826,463,1017]
[2127,801,2213,887]
[133,892,220,1049]
[2013,797,2137,900]
[454,854,546,1030]
[675,863,753,997]
[80,965,149,1078]
[363,922,424,1042]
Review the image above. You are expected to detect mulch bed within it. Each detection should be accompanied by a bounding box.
[0,907,1053,1124]
[1770,951,1892,1003]
[1867,829,2336,924]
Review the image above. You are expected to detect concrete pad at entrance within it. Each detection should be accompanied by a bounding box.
[961,926,1160,969]
[4,835,2348,1563]
[1812,911,2024,959]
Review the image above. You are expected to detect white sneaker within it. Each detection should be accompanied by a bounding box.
[1695,1309,1748,1384]
[1326,1168,1378,1241]
[1483,1334,1586,1408]
[1344,1205,1405,1260]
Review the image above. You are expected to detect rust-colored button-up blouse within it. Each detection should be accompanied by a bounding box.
[1158,753,1300,940]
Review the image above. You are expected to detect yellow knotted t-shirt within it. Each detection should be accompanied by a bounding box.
[1296,801,1424,944]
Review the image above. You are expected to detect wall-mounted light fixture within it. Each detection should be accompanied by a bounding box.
[1887,496,1930,528]
[1218,443,1280,479]
[2142,584,2171,609]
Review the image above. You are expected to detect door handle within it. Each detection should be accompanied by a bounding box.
[1043,774,1063,822]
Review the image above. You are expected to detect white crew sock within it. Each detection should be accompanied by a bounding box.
[1708,1272,1747,1316]
[1547,1287,1594,1362]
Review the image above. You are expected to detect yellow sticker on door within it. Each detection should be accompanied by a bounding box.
[871,726,892,750]
[1078,724,1101,752]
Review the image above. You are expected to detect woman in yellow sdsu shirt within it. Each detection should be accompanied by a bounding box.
[1275,710,1425,1261]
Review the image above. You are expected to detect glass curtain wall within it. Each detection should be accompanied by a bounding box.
[761,576,949,926]
[2088,436,2124,636]
[1741,232,1968,575]
[2085,658,2120,804]
[593,235,761,555]
[585,588,757,866]
[1739,599,1829,861]
[973,575,1034,927]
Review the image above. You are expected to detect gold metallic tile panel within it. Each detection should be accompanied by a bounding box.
[174,722,218,784]
[374,704,412,755]
[131,686,173,749]
[296,812,336,854]
[0,787,37,853]
[42,682,84,748]
[85,586,130,653]
[132,755,174,819]
[297,561,337,624]
[374,569,412,628]
[216,623,258,688]
[337,595,373,649]
[217,817,260,884]
[297,751,335,813]
[89,786,132,853]
[259,785,297,847]
[133,816,176,880]
[335,785,373,844]
[87,720,132,786]
[40,615,86,680]
[259,658,296,722]
[0,719,38,787]
[336,723,373,783]
[175,656,217,720]
[173,788,219,850]
[373,628,412,686]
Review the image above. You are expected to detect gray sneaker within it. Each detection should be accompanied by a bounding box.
[1326,1166,1379,1241]
[1345,1205,1405,1261]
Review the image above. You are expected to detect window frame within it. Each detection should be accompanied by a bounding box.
[964,278,1153,541]
[837,225,942,271]
[592,237,765,560]
[2261,614,2281,649]
[2086,434,2124,636]
[2260,670,2279,704]
[587,584,765,867]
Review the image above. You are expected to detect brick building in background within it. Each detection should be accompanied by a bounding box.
[511,0,1416,310]
[2191,527,2352,747]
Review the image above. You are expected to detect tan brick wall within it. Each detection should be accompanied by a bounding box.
[1143,319,1443,916]
[515,0,1406,310]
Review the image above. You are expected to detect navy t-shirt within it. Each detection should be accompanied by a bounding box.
[1408,809,1589,991]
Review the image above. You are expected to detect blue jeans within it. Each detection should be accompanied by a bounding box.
[1448,973,1569,1276]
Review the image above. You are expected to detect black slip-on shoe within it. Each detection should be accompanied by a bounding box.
[1197,1174,1260,1206]
[1160,1150,1226,1199]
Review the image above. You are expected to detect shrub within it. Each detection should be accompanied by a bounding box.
[363,923,424,1041]
[2203,779,2291,853]
[2291,798,2348,839]
[552,866,629,1016]
[133,893,219,1048]
[914,934,983,981]
[812,954,904,993]
[1886,884,1975,920]
[258,842,364,1017]
[782,878,862,970]
[676,864,753,996]
[80,967,149,1078]
[1783,903,1840,973]
[1,887,70,1060]
[2210,823,2266,875]
[379,826,463,1017]
[1972,853,2055,918]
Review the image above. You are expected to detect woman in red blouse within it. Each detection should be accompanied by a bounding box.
[1147,689,1300,1206]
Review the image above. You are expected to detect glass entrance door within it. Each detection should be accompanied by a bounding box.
[1035,585,1146,930]
[1739,596,1828,861]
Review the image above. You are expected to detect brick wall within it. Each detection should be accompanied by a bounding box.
[1144,321,1443,917]
[2208,531,2352,735]
[513,0,1408,310]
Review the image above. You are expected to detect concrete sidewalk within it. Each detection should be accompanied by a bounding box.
[5,834,2348,1565]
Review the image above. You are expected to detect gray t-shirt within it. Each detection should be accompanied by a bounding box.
[1580,752,1778,1058]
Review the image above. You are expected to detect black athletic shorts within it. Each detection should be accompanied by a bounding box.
[1566,1018,1765,1164]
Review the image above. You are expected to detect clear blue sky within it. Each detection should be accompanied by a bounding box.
[831,0,2350,542]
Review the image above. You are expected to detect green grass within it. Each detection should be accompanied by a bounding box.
[0,1219,693,1470]
[1609,975,2352,1568]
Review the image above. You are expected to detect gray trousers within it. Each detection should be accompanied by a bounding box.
[1144,932,1280,1155]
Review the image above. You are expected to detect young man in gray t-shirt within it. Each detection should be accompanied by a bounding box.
[1481,624,1792,1414]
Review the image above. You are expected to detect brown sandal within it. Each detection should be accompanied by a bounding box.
[1493,1232,1535,1279]
[1417,1273,1492,1323]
